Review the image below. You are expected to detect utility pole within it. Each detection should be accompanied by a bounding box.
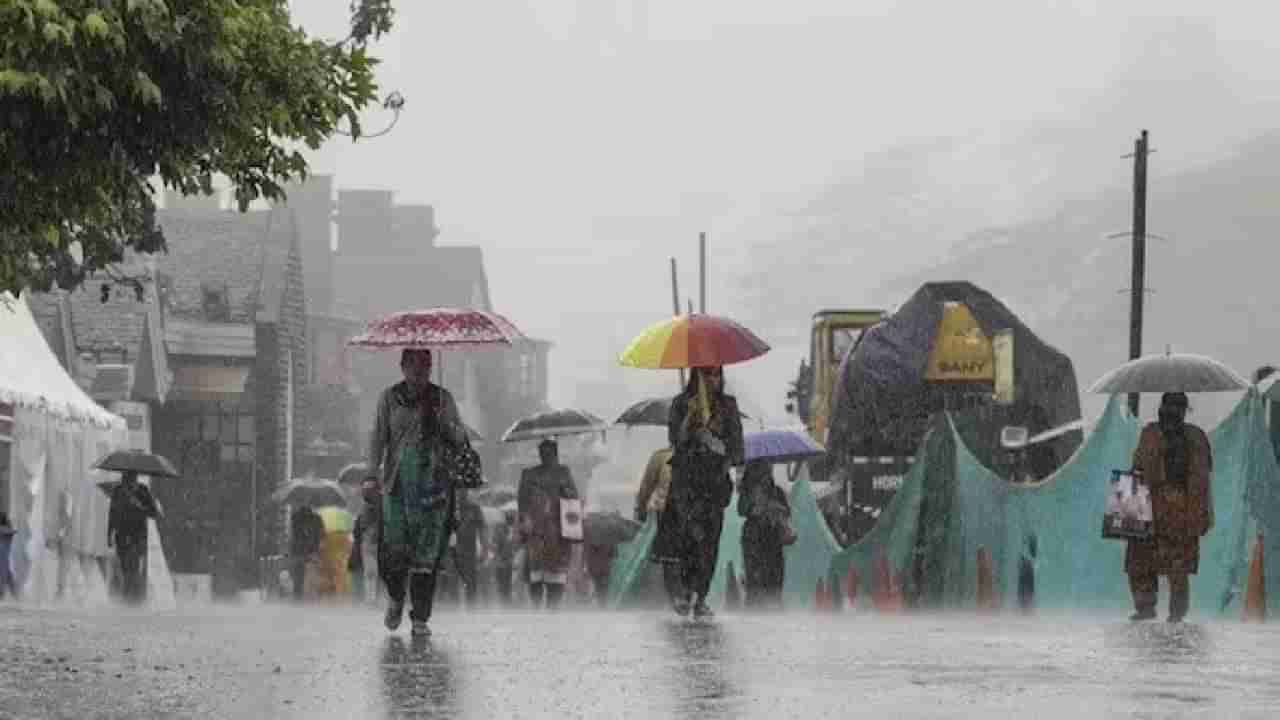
[1127,130,1150,417]
[698,232,707,314]
[670,258,685,386]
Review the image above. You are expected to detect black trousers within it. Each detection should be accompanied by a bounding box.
[742,521,784,609]
[679,505,724,600]
[385,569,438,623]
[117,539,146,604]
[528,581,565,609]
[494,566,513,606]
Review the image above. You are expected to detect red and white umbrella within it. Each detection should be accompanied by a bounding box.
[348,308,526,350]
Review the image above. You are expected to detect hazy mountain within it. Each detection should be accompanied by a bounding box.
[875,131,1280,424]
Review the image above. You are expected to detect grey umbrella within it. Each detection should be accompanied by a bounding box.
[93,449,180,478]
[270,478,348,507]
[501,409,607,443]
[583,511,642,546]
[1089,351,1249,394]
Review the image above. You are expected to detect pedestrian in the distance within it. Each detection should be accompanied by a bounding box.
[1126,392,1213,623]
[738,460,793,609]
[289,505,323,602]
[492,509,516,607]
[666,366,744,618]
[517,439,579,609]
[349,478,382,604]
[453,490,487,607]
[0,512,17,600]
[107,471,162,604]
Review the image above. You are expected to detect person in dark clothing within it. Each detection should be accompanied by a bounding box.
[517,440,579,610]
[453,491,487,607]
[1017,534,1037,614]
[1126,392,1213,623]
[492,510,516,606]
[584,540,616,608]
[349,479,383,604]
[738,460,792,609]
[289,506,324,601]
[0,512,17,600]
[666,366,744,618]
[107,471,161,604]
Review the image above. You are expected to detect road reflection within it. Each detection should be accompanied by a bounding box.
[380,635,459,718]
[660,619,740,718]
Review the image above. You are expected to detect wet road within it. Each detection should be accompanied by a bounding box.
[3,602,1279,719]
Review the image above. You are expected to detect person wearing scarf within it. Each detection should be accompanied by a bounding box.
[1126,392,1213,622]
[666,366,745,618]
[366,349,469,637]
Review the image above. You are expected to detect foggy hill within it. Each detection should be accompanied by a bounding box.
[873,131,1280,423]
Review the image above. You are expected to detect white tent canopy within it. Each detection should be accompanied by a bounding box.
[0,292,123,429]
[0,292,166,607]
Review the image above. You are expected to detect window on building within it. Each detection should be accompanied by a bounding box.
[519,353,535,398]
[174,400,255,464]
[201,283,231,322]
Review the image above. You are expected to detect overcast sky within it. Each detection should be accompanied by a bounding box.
[290,0,1280,421]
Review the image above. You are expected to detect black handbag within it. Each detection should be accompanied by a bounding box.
[440,435,484,489]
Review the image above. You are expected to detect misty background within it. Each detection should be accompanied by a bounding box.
[287,0,1280,436]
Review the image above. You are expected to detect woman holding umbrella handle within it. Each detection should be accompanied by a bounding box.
[365,349,470,637]
[665,366,744,618]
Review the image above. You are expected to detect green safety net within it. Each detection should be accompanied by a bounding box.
[606,477,842,609]
[829,390,1280,617]
[780,473,843,608]
[607,390,1280,615]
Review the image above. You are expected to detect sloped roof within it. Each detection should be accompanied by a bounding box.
[26,292,76,368]
[156,207,294,323]
[34,207,297,368]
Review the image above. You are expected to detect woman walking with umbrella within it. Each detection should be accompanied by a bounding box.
[738,460,795,609]
[350,307,524,635]
[619,312,768,617]
[516,439,580,609]
[1126,392,1213,622]
[366,349,470,636]
[1090,350,1244,621]
[665,367,744,618]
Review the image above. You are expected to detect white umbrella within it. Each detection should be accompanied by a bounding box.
[1089,351,1248,394]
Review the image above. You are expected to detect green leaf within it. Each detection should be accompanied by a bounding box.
[82,11,110,38]
[133,71,162,106]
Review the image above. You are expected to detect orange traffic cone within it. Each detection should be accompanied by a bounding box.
[1243,533,1266,623]
[814,577,827,611]
[976,546,999,613]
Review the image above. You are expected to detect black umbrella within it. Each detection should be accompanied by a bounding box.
[270,478,348,507]
[614,398,671,427]
[583,511,641,546]
[93,449,179,478]
[614,398,752,428]
[501,409,607,443]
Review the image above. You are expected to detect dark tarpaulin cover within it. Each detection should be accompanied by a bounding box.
[828,281,1083,477]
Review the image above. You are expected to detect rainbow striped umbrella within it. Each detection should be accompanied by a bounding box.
[619,313,770,369]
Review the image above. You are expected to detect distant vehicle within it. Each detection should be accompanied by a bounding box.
[790,282,1082,545]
